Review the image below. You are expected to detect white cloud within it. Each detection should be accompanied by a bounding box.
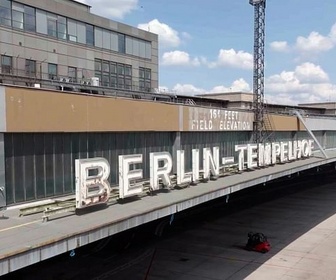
[295,31,334,53]
[162,51,201,66]
[172,84,206,95]
[270,41,289,52]
[76,0,138,19]
[209,49,253,70]
[294,62,329,83]
[138,19,181,48]
[210,79,251,93]
[266,62,336,105]
[160,79,251,96]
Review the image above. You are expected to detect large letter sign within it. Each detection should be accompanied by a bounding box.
[75,158,111,209]
[118,154,143,199]
[150,152,173,190]
[74,138,314,209]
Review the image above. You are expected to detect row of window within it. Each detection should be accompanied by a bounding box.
[0,55,152,91]
[94,59,133,90]
[139,67,152,92]
[0,0,152,59]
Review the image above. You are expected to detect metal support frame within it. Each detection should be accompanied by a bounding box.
[293,110,328,159]
[250,0,266,145]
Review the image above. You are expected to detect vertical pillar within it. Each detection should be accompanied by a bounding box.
[322,131,327,149]
[172,132,181,173]
[0,133,6,209]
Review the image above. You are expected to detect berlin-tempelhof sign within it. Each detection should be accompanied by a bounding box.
[75,139,314,209]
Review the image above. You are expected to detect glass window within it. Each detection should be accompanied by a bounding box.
[57,16,67,40]
[145,42,152,59]
[139,68,145,79]
[12,2,23,12]
[125,78,132,90]
[0,0,11,27]
[133,39,140,57]
[110,76,117,88]
[0,0,10,9]
[118,34,125,53]
[67,19,77,42]
[118,78,124,89]
[1,55,12,74]
[94,27,103,48]
[68,66,77,82]
[48,63,57,80]
[102,61,109,73]
[139,41,146,58]
[86,24,94,46]
[117,64,124,75]
[139,67,151,92]
[77,21,86,44]
[145,69,151,79]
[110,62,117,74]
[94,59,102,71]
[47,18,57,37]
[24,5,35,32]
[102,30,111,50]
[125,37,132,55]
[125,65,132,76]
[110,33,118,51]
[102,74,109,87]
[12,10,23,29]
[36,10,47,34]
[25,59,36,76]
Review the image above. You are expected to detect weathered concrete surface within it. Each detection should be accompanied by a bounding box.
[0,150,336,276]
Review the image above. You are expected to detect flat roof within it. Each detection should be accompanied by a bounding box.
[68,0,91,8]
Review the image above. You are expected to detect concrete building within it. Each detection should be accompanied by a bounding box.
[0,0,335,211]
[0,0,158,92]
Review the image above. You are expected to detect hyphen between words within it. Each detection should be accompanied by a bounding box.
[75,139,314,208]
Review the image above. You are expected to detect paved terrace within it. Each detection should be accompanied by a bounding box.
[1,150,336,276]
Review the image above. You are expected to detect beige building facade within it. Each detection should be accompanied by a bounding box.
[0,0,158,92]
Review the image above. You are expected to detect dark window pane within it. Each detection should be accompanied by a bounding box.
[47,19,57,37]
[0,6,11,26]
[68,66,77,82]
[118,78,124,89]
[48,63,57,80]
[25,60,36,76]
[125,78,132,90]
[54,134,64,195]
[125,65,132,76]
[34,134,46,199]
[110,63,116,74]
[110,76,117,88]
[86,24,94,45]
[102,61,109,73]
[102,74,109,86]
[118,34,125,53]
[23,134,35,201]
[24,6,34,16]
[24,13,35,32]
[4,134,14,204]
[117,64,124,75]
[0,0,11,9]
[1,55,12,73]
[45,134,54,197]
[94,59,102,71]
[13,134,24,203]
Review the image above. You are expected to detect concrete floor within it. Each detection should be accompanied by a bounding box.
[105,181,336,280]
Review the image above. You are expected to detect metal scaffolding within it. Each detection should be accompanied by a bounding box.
[250,0,266,144]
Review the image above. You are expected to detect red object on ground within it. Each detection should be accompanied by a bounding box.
[245,232,271,253]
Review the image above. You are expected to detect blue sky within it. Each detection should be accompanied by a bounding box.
[78,0,336,105]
